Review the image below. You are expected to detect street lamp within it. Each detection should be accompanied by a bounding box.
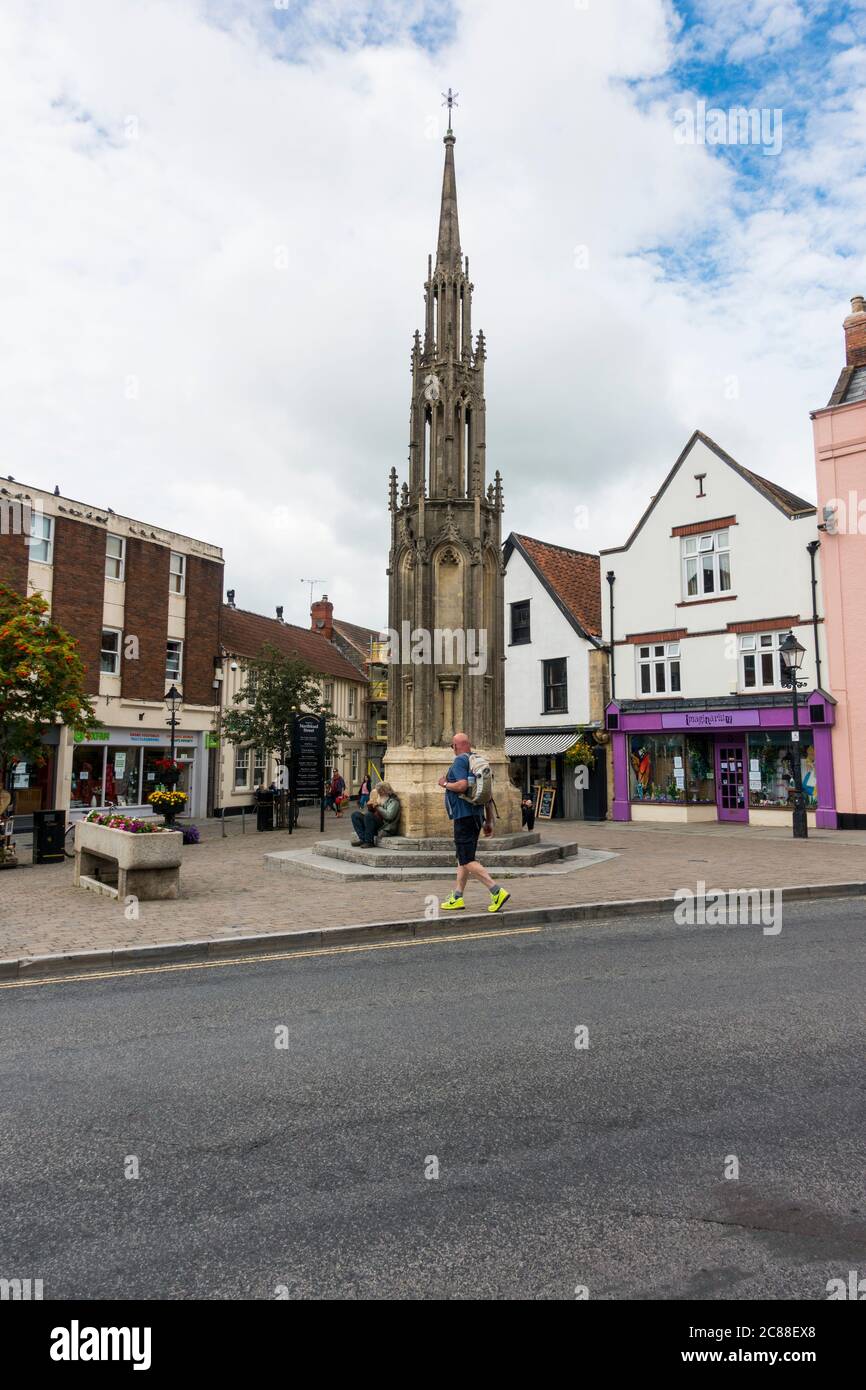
[779,631,808,840]
[164,684,181,763]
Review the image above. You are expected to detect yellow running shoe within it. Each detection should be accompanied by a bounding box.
[440,892,465,911]
[488,888,511,913]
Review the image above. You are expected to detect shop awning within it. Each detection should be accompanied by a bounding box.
[505,731,580,757]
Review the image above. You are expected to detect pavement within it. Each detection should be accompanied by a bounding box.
[1,897,863,1299]
[2,812,866,962]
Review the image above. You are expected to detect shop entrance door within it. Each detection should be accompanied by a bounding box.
[715,740,748,822]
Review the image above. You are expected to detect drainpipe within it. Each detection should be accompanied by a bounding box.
[606,571,616,703]
[806,540,822,693]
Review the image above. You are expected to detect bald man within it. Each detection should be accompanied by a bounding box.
[438,732,510,914]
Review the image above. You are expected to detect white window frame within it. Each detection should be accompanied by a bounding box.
[169,551,186,595]
[739,632,783,690]
[100,628,122,677]
[166,639,183,683]
[348,686,356,719]
[105,533,126,581]
[29,512,54,564]
[637,641,682,696]
[322,681,334,707]
[234,746,250,790]
[681,530,731,600]
[351,749,359,784]
[253,747,267,785]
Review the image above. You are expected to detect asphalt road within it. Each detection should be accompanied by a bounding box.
[1,899,864,1300]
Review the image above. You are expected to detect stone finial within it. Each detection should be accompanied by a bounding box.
[388,467,398,511]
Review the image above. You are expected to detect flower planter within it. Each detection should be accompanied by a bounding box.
[74,820,183,901]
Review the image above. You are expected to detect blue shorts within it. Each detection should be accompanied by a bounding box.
[453,815,483,866]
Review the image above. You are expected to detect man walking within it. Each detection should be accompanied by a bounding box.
[438,732,510,914]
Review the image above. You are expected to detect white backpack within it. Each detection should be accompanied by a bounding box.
[459,751,494,807]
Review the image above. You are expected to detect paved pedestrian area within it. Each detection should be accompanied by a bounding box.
[2,813,865,961]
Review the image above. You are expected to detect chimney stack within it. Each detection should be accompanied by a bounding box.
[311,592,334,641]
[843,295,866,367]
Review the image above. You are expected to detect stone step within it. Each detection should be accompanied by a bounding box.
[312,839,578,869]
[386,831,541,852]
[263,845,615,881]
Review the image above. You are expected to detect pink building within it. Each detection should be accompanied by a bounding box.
[811,296,866,829]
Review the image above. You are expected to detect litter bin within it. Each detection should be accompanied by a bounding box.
[255,790,275,832]
[33,808,66,864]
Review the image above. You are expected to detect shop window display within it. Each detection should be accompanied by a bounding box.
[629,734,687,802]
[684,735,715,804]
[748,733,817,810]
[71,744,105,808]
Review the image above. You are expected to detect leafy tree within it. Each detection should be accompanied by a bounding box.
[0,583,98,796]
[220,643,351,827]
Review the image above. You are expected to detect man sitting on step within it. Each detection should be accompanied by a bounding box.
[351,782,400,847]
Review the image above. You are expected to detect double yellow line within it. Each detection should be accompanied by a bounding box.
[0,925,540,990]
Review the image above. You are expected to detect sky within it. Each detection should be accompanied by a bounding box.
[2,0,866,630]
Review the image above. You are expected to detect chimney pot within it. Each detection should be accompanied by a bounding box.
[843,295,866,367]
[310,593,334,641]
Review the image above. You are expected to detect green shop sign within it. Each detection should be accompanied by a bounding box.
[74,729,109,743]
[205,733,220,748]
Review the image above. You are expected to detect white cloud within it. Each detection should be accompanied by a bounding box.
[1,0,864,632]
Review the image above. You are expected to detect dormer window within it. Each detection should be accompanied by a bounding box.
[682,530,730,599]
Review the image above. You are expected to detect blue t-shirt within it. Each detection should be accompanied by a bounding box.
[445,753,483,821]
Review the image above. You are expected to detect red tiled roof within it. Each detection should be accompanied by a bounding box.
[333,618,385,660]
[511,534,602,637]
[220,606,364,683]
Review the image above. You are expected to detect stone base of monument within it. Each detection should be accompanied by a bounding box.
[263,830,618,882]
[382,743,523,838]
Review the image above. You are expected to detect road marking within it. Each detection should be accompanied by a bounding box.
[0,926,541,990]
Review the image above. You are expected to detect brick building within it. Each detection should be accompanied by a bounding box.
[217,600,366,813]
[1,480,223,819]
[311,594,389,780]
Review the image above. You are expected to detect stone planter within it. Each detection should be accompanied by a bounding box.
[74,820,183,901]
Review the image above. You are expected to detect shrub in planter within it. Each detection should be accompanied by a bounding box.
[181,824,200,845]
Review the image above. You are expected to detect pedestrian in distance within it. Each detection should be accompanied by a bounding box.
[329,769,346,817]
[438,732,510,914]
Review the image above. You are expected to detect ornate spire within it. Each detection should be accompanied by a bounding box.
[435,126,462,273]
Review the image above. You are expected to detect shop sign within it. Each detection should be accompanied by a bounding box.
[127,731,197,744]
[661,711,752,730]
[205,733,220,748]
[74,729,109,743]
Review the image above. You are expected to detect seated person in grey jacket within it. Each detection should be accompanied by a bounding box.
[351,783,400,846]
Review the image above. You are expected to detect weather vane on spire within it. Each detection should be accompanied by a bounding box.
[441,87,459,132]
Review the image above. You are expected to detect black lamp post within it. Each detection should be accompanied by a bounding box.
[779,632,808,840]
[164,684,181,763]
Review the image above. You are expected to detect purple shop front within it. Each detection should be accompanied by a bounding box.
[605,693,837,830]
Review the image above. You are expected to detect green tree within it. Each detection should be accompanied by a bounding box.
[220,643,350,827]
[0,583,98,796]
